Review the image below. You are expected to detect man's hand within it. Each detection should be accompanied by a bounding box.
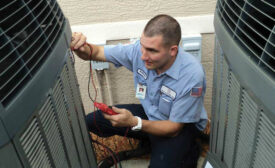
[70,32,91,60]
[70,32,106,61]
[71,32,86,51]
[102,106,137,128]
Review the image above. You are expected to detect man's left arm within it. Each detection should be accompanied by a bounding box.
[141,119,184,137]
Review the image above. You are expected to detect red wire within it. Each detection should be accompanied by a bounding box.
[87,43,131,164]
[85,44,108,158]
[86,43,98,104]
[85,43,118,167]
[71,44,117,167]
[86,44,111,160]
[92,139,118,168]
[72,42,132,167]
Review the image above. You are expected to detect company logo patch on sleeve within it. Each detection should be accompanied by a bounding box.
[190,87,202,97]
[137,68,147,80]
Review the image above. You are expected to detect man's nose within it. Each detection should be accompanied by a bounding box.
[141,51,148,61]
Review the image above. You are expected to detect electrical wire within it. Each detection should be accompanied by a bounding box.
[72,42,135,168]
[85,44,116,165]
[86,43,97,103]
[92,139,122,168]
[71,44,119,168]
[86,43,122,168]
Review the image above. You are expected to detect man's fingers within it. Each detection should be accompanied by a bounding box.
[112,106,123,114]
[102,113,112,119]
[74,35,87,49]
[70,33,80,48]
[110,121,118,127]
[79,46,86,52]
[112,106,118,112]
[71,32,86,50]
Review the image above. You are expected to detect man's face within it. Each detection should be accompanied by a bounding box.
[140,34,177,74]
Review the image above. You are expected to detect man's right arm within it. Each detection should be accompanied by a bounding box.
[70,32,106,62]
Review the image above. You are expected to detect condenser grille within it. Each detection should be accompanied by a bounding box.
[15,56,96,168]
[0,0,65,106]
[234,90,258,168]
[252,111,275,168]
[60,64,90,168]
[223,73,240,168]
[51,79,81,168]
[217,0,274,78]
[38,97,69,168]
[20,118,52,168]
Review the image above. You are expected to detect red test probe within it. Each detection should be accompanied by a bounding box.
[94,102,118,115]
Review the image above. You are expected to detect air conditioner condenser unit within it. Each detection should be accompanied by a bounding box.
[0,0,97,167]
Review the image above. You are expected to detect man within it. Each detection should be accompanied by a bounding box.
[71,14,207,168]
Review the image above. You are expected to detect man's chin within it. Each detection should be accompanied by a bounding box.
[145,64,155,70]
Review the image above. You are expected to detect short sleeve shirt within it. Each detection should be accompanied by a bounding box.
[104,41,208,130]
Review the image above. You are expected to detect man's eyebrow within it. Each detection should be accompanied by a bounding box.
[140,42,159,52]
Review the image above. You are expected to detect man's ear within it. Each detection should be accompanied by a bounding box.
[170,45,178,57]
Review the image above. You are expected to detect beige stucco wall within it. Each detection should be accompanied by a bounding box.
[58,0,216,25]
[201,34,215,115]
[58,0,216,117]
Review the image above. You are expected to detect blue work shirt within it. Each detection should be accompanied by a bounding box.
[104,41,208,130]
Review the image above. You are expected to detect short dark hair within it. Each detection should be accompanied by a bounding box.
[143,14,181,47]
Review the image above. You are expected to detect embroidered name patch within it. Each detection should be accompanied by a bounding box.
[160,85,176,100]
[190,87,202,97]
[137,69,147,80]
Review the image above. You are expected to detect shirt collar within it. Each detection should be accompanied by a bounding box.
[161,47,183,80]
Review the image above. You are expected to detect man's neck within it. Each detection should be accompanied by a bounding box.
[156,56,177,75]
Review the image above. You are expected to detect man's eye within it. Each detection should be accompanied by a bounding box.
[148,49,156,52]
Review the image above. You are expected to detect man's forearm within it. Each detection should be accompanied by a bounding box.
[73,44,106,62]
[89,44,106,62]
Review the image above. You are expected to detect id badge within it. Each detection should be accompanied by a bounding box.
[136,83,147,99]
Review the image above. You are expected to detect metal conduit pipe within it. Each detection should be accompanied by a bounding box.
[104,70,114,106]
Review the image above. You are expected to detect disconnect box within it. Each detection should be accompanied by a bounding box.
[91,61,109,70]
[91,42,109,70]
[91,38,139,70]
[181,34,202,62]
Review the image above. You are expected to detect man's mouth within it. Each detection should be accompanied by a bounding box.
[145,61,152,66]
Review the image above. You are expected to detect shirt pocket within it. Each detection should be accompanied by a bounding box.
[136,75,147,85]
[158,95,173,117]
